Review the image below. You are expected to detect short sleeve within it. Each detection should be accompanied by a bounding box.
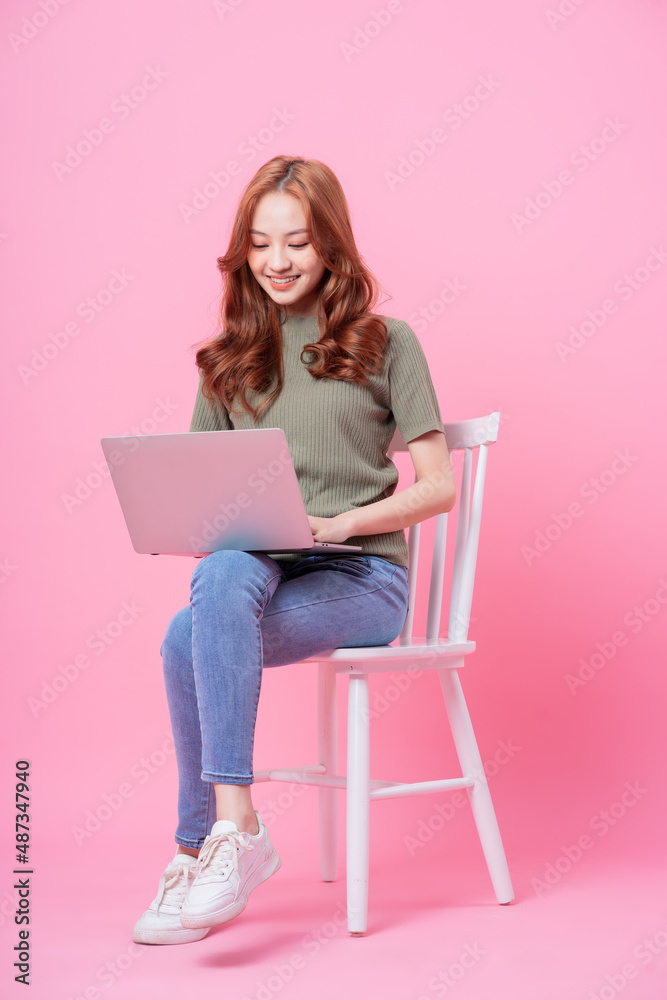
[189,373,234,432]
[385,318,445,442]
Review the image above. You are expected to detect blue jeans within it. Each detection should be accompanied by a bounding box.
[161,549,410,848]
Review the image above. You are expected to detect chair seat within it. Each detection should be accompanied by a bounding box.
[299,635,475,670]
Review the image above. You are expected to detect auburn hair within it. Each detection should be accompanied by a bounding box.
[193,155,389,421]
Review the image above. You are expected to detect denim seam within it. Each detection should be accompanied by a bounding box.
[188,602,210,836]
[175,836,206,848]
[201,772,254,783]
[193,568,282,783]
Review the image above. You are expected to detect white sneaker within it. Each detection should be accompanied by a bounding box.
[133,852,211,945]
[180,811,281,929]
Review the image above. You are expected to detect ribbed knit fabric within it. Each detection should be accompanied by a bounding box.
[189,313,444,569]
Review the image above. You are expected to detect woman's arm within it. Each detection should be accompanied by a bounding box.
[308,429,456,543]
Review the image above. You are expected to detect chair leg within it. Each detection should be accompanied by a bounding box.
[346,673,370,934]
[318,662,338,882]
[438,668,514,904]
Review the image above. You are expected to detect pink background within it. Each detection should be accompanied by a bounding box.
[2,1,666,997]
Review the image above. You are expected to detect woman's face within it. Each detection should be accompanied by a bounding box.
[247,191,327,318]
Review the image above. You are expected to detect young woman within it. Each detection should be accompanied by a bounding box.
[132,155,455,945]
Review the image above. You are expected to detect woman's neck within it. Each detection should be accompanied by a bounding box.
[279,309,321,323]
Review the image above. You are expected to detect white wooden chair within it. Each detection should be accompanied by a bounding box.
[254,411,514,933]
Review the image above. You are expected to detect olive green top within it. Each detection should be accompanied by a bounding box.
[189,313,444,568]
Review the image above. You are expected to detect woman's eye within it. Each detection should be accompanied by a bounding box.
[250,242,309,250]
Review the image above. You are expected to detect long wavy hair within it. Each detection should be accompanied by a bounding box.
[193,155,389,420]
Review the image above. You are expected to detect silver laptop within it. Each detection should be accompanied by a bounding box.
[100,429,363,557]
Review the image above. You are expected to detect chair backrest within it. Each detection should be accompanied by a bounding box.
[387,412,500,644]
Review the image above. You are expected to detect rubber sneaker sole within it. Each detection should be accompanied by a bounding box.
[180,851,282,929]
[132,920,210,946]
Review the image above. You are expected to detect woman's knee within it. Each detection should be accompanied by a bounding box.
[191,550,282,611]
[161,606,192,664]
[192,548,258,584]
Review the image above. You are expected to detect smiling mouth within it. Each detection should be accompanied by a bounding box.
[267,275,299,285]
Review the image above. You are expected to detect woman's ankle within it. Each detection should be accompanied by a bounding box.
[217,811,259,836]
[213,782,258,834]
[177,845,200,858]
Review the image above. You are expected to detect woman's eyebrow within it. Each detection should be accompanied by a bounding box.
[249,228,310,236]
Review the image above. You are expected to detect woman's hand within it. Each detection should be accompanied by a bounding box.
[307,512,356,544]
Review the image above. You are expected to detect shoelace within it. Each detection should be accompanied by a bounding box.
[154,860,193,913]
[195,829,255,880]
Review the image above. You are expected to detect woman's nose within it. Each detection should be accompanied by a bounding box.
[267,245,291,270]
